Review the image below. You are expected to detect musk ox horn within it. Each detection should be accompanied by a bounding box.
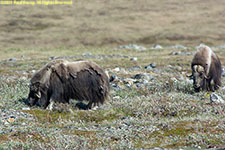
[186,73,193,79]
[195,65,210,79]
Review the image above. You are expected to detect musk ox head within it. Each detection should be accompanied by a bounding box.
[191,65,208,92]
[28,83,41,106]
[28,60,65,108]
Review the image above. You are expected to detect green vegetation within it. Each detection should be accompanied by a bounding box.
[0,0,225,149]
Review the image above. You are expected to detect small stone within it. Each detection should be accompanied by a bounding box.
[9,58,16,62]
[113,96,120,100]
[20,76,27,80]
[130,57,137,61]
[82,52,92,56]
[31,70,36,73]
[22,107,30,110]
[150,63,156,68]
[127,66,142,71]
[171,77,178,82]
[175,44,186,49]
[222,67,225,77]
[49,56,56,60]
[171,51,180,55]
[210,93,224,104]
[133,74,144,79]
[119,44,146,51]
[217,44,225,49]
[110,83,120,91]
[135,82,144,88]
[110,75,118,82]
[145,65,152,70]
[176,66,182,71]
[145,63,156,69]
[193,145,201,149]
[167,45,187,49]
[151,44,163,49]
[112,67,120,72]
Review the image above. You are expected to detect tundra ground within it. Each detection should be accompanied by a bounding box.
[0,46,225,149]
[0,0,225,149]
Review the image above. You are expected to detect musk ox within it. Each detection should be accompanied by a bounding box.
[189,45,222,92]
[28,60,110,109]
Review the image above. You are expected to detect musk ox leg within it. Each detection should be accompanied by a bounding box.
[87,101,100,110]
[209,79,215,91]
[87,101,93,109]
[46,99,55,110]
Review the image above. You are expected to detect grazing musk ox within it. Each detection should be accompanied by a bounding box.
[189,45,222,92]
[28,60,110,109]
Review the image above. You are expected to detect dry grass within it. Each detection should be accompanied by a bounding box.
[0,46,225,149]
[0,0,225,51]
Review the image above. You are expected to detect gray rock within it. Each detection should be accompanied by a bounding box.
[167,44,187,49]
[217,44,225,49]
[9,58,16,62]
[150,63,156,68]
[171,51,180,55]
[49,56,56,60]
[171,51,191,56]
[119,44,146,51]
[133,73,153,81]
[127,66,142,71]
[222,67,225,77]
[110,75,118,82]
[175,44,187,49]
[145,63,156,69]
[112,67,120,72]
[130,57,138,61]
[22,107,30,110]
[181,51,192,55]
[151,44,163,49]
[110,83,120,91]
[82,52,92,56]
[133,74,144,79]
[210,93,224,104]
[135,82,145,88]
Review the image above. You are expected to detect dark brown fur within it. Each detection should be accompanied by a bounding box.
[191,46,222,92]
[28,60,110,109]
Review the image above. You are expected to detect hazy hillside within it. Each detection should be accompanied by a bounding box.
[0,0,225,49]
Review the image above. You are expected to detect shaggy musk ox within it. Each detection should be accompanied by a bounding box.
[28,60,110,109]
[189,45,222,92]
